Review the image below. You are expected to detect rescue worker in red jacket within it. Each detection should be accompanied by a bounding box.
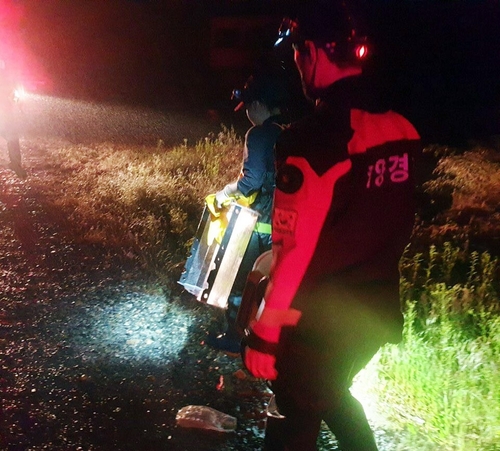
[243,2,421,450]
[207,69,290,354]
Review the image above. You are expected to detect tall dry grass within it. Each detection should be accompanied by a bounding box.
[28,126,241,286]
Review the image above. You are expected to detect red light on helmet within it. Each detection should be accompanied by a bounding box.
[355,44,368,59]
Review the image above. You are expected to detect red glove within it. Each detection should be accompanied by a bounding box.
[243,322,281,380]
[244,347,278,380]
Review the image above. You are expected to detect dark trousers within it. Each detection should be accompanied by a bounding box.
[264,278,403,451]
[8,139,22,167]
[232,230,272,296]
[265,341,380,451]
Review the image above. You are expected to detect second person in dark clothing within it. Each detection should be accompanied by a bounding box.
[207,70,290,354]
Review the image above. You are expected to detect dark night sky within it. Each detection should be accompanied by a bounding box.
[367,1,500,145]
[14,0,500,145]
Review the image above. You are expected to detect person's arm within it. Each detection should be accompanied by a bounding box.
[215,127,267,207]
[236,127,267,196]
[244,155,351,379]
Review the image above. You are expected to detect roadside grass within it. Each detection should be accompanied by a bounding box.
[373,144,500,450]
[27,126,241,285]
[373,246,500,451]
[27,130,500,450]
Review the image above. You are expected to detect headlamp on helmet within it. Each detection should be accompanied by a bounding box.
[274,18,300,48]
[275,1,370,64]
[231,88,247,112]
[231,72,289,112]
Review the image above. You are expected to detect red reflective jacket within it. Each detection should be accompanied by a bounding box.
[265,75,421,314]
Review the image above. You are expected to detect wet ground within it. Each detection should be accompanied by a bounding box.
[0,157,273,451]
[0,94,419,451]
[0,93,269,451]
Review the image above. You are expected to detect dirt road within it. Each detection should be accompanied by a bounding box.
[1,94,273,450]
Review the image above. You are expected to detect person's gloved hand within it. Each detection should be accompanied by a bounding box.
[214,187,230,209]
[244,347,278,380]
[243,322,281,380]
[214,182,240,209]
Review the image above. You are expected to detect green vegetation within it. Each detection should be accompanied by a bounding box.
[374,145,500,450]
[374,246,500,450]
[28,130,500,450]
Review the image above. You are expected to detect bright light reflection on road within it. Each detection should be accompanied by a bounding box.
[78,291,192,363]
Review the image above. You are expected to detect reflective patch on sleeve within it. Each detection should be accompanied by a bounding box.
[273,208,298,235]
[348,109,420,155]
[276,164,304,194]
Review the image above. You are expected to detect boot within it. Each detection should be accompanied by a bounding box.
[206,295,242,356]
[263,415,287,451]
